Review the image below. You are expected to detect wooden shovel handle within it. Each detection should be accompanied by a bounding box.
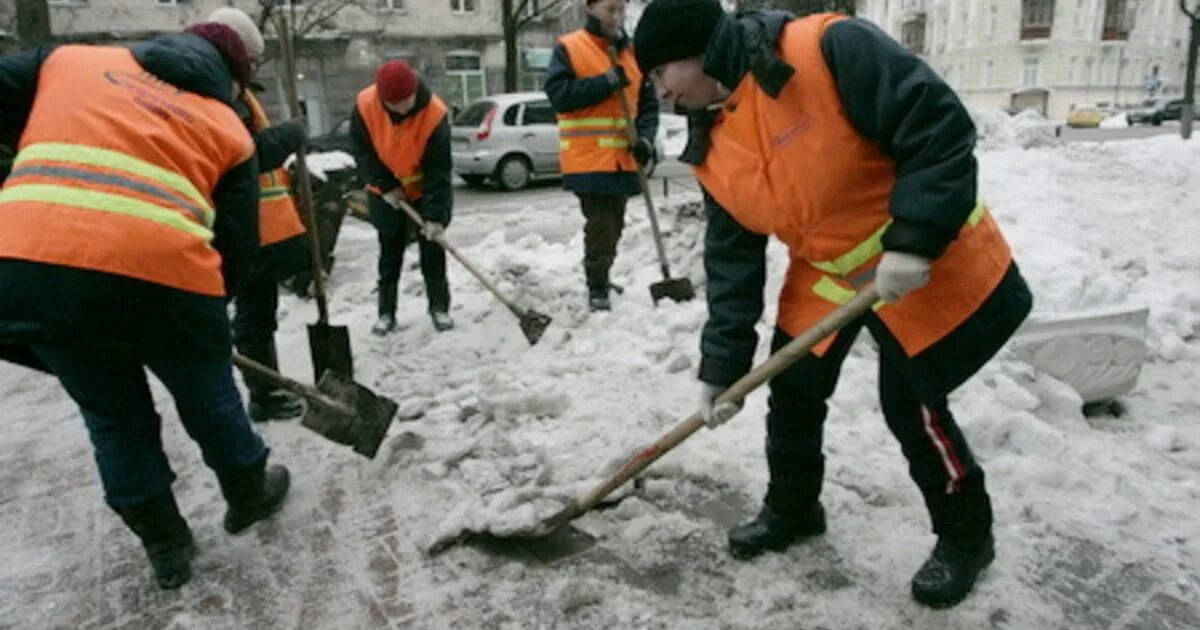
[553,284,881,524]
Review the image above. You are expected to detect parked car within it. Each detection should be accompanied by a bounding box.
[1127,98,1183,126]
[1066,106,1106,128]
[309,116,355,153]
[451,92,661,191]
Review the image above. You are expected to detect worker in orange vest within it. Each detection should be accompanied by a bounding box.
[0,23,291,590]
[350,61,455,335]
[207,7,311,422]
[545,0,659,311]
[634,0,1034,608]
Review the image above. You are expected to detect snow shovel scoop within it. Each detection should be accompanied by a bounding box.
[607,46,695,305]
[391,198,553,345]
[427,284,880,558]
[276,13,354,381]
[232,354,398,459]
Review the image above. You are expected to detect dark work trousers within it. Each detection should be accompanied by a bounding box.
[231,271,281,398]
[32,345,268,508]
[577,193,628,291]
[762,266,1031,540]
[368,195,450,316]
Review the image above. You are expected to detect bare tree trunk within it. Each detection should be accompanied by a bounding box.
[16,0,52,46]
[502,0,520,92]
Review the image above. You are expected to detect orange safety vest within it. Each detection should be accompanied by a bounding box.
[694,15,1013,357]
[555,30,642,175]
[243,91,306,246]
[0,45,253,297]
[355,85,448,202]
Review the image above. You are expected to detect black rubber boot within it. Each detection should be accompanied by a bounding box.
[587,270,611,311]
[112,492,196,590]
[728,501,826,560]
[218,455,291,535]
[237,339,304,422]
[373,283,399,336]
[912,471,996,608]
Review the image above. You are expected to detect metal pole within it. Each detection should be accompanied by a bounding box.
[1114,44,1125,107]
[1181,1,1199,139]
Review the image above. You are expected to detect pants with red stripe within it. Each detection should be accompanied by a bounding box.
[764,313,994,541]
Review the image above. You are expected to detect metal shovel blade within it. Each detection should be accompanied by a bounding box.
[300,369,398,459]
[649,277,696,304]
[308,323,353,382]
[518,309,553,345]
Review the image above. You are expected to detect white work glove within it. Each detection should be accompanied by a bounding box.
[423,221,444,241]
[875,251,931,303]
[699,382,743,429]
[381,188,404,209]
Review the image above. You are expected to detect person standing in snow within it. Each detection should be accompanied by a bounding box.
[351,60,455,335]
[0,23,291,590]
[544,0,659,311]
[633,0,1033,608]
[207,7,311,423]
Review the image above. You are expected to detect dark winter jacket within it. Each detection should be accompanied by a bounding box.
[234,96,309,282]
[544,14,659,197]
[349,81,454,225]
[0,34,260,369]
[695,14,1028,388]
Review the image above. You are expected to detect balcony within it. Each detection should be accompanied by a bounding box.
[1021,0,1055,40]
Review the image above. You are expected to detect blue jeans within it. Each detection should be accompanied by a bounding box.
[33,346,268,508]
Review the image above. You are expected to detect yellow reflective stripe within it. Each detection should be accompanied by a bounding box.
[0,184,214,241]
[400,173,423,185]
[597,138,629,148]
[16,143,213,223]
[261,186,290,200]
[967,201,986,227]
[557,117,629,129]
[560,140,571,150]
[812,277,886,311]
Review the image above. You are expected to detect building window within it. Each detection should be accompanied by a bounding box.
[1022,57,1041,86]
[989,5,997,37]
[451,0,477,13]
[48,0,87,4]
[444,51,486,111]
[901,16,926,54]
[377,0,405,10]
[1102,0,1130,40]
[982,60,993,87]
[1021,0,1055,39]
[520,47,552,91]
[156,0,188,5]
[275,0,304,6]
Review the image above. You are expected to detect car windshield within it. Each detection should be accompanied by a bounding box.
[455,101,495,126]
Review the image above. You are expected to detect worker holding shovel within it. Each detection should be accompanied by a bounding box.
[351,60,455,335]
[545,0,659,311]
[0,23,289,590]
[634,1,1033,608]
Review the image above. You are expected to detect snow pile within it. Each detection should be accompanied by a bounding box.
[658,113,689,159]
[289,150,356,181]
[1100,112,1130,128]
[971,107,1062,150]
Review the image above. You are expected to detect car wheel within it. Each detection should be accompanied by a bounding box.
[461,174,488,188]
[495,155,532,192]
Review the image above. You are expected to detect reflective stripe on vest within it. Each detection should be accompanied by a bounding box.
[0,142,216,240]
[555,30,641,174]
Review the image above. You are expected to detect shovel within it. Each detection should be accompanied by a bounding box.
[429,283,880,557]
[275,13,354,381]
[386,198,553,345]
[232,354,398,459]
[607,47,695,305]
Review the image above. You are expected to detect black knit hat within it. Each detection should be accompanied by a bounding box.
[633,0,725,74]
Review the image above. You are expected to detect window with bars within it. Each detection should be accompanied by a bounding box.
[1021,0,1055,39]
[1102,0,1130,40]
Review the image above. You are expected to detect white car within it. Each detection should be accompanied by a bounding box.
[451,92,663,192]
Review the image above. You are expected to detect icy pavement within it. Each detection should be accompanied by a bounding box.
[2,132,1199,629]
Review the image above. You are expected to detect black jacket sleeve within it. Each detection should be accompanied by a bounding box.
[544,43,620,113]
[699,190,769,387]
[635,76,660,144]
[820,18,978,260]
[349,105,401,193]
[254,119,306,172]
[211,156,261,297]
[0,46,56,153]
[417,114,453,225]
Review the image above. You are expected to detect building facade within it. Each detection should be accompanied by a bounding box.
[858,0,1195,119]
[5,0,581,133]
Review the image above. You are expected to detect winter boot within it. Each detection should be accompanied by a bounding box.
[586,269,611,311]
[431,310,455,331]
[237,339,304,423]
[728,501,826,560]
[371,315,397,336]
[373,282,398,336]
[912,471,996,608]
[218,455,291,535]
[112,492,196,590]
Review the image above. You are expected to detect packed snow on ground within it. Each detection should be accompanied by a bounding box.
[1,119,1197,629]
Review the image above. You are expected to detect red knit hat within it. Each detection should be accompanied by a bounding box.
[375,61,418,103]
[185,22,253,89]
